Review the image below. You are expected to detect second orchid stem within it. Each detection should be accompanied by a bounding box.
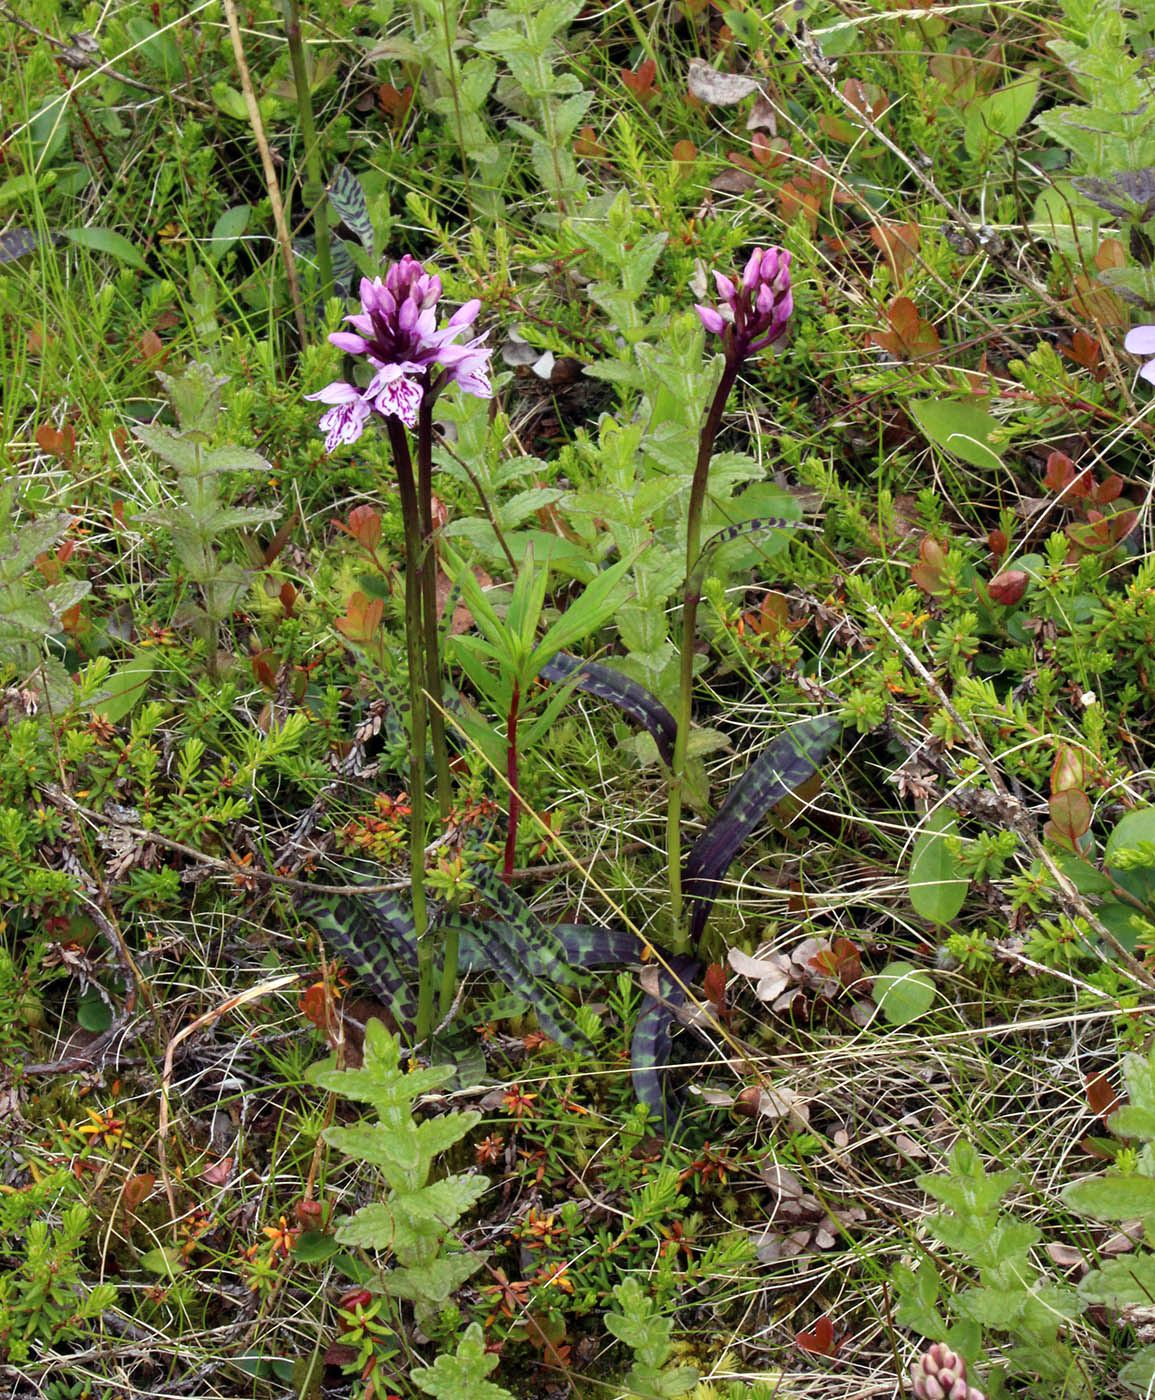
[387,420,433,1041]
[667,356,740,952]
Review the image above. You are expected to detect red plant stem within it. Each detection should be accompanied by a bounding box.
[503,680,521,883]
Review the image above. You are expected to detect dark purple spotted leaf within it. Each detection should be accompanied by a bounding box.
[1073,169,1155,221]
[1,228,61,264]
[692,514,805,581]
[539,653,677,765]
[326,166,374,252]
[631,956,698,1123]
[302,896,418,1029]
[685,714,841,944]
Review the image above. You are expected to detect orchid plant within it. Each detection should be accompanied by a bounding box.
[666,246,794,941]
[309,258,492,1040]
[308,247,800,1019]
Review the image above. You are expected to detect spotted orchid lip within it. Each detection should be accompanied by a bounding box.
[306,259,494,451]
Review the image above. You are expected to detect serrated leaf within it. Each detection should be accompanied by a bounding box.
[909,808,969,924]
[684,715,841,943]
[413,1323,515,1400]
[384,1252,482,1302]
[131,422,201,473]
[1079,1254,1155,1307]
[1064,1172,1155,1220]
[294,1230,339,1263]
[200,445,274,474]
[1120,1345,1155,1393]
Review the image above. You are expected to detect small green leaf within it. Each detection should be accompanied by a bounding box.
[64,227,149,272]
[140,1245,185,1276]
[293,1231,339,1263]
[208,205,250,263]
[1105,808,1155,908]
[909,398,1004,470]
[909,808,968,924]
[1120,1344,1155,1393]
[77,989,113,1034]
[873,961,936,1025]
[92,656,155,724]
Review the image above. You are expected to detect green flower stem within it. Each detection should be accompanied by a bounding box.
[416,400,453,823]
[387,420,432,1042]
[279,0,331,294]
[415,400,459,1018]
[667,355,740,951]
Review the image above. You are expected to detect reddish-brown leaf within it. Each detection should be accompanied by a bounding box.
[988,569,1027,606]
[1086,1071,1120,1122]
[574,125,607,159]
[621,58,660,105]
[796,1316,840,1356]
[122,1173,155,1211]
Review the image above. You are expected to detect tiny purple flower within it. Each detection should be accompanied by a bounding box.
[694,245,793,363]
[307,256,493,452]
[1124,324,1155,385]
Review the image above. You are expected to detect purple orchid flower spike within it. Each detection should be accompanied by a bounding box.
[1124,324,1155,385]
[307,255,493,450]
[695,245,793,363]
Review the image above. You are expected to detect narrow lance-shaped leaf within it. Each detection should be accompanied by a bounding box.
[631,956,698,1124]
[690,514,807,584]
[326,166,374,252]
[539,653,677,765]
[442,909,587,1050]
[685,715,842,944]
[302,896,419,1031]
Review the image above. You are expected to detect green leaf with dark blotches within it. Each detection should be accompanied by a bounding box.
[685,715,841,944]
[540,652,677,764]
[327,167,374,252]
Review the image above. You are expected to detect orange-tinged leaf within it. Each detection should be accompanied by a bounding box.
[1051,743,1085,795]
[1048,787,1091,842]
[1043,450,1085,497]
[1061,329,1102,371]
[1086,1070,1120,1121]
[671,138,697,174]
[574,125,607,159]
[870,221,920,281]
[123,1173,155,1211]
[988,569,1027,606]
[346,505,381,551]
[621,58,660,104]
[335,591,384,644]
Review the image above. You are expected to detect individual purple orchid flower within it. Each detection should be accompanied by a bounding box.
[695,246,793,362]
[1124,324,1155,385]
[307,255,492,450]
